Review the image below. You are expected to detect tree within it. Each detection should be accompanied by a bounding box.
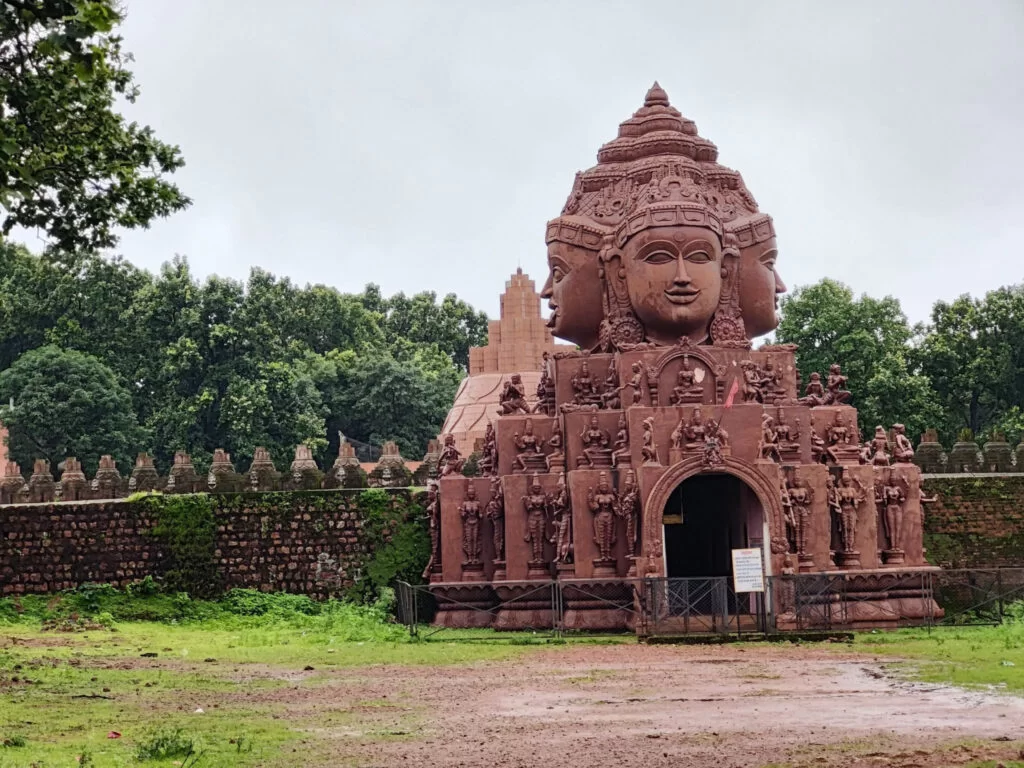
[914,285,1024,441]
[0,0,189,252]
[0,344,146,473]
[775,278,941,439]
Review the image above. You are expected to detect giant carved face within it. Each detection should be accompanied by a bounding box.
[541,240,604,349]
[738,236,787,338]
[620,225,723,345]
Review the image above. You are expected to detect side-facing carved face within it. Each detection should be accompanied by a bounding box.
[620,225,723,345]
[738,237,786,338]
[541,240,604,349]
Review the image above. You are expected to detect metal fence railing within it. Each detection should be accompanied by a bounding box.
[396,568,1024,639]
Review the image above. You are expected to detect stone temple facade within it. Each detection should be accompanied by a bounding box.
[441,269,569,457]
[426,83,937,631]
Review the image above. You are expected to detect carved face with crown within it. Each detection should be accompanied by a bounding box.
[542,216,607,349]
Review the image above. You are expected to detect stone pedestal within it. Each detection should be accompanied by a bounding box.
[526,561,550,580]
[555,561,576,579]
[797,553,815,573]
[492,560,507,581]
[837,550,861,569]
[592,558,617,578]
[882,549,905,566]
[461,562,486,582]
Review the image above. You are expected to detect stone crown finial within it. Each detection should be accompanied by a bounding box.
[645,81,669,107]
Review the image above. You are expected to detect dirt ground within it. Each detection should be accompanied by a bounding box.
[234,643,1024,767]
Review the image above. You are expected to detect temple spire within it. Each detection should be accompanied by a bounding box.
[644,81,669,107]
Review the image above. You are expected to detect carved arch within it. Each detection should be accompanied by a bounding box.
[641,456,786,577]
[646,344,727,405]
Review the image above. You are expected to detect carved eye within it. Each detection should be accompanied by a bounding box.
[552,266,566,283]
[643,250,675,265]
[685,250,712,264]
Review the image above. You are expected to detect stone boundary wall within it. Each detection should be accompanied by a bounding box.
[922,474,1024,568]
[0,489,425,598]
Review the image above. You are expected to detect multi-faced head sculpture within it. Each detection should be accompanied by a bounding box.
[544,82,785,350]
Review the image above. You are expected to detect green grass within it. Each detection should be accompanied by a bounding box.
[852,621,1024,691]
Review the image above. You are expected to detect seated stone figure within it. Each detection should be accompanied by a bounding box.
[513,419,548,473]
[823,364,851,405]
[578,414,613,468]
[800,372,826,406]
[825,412,861,464]
[892,424,915,463]
[571,359,604,408]
[498,373,530,415]
[669,356,704,405]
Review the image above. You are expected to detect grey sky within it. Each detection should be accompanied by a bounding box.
[25,0,1024,326]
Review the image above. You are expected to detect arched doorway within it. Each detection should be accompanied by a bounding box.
[662,472,765,580]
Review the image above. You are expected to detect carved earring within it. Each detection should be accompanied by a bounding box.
[618,267,626,279]
[721,267,728,278]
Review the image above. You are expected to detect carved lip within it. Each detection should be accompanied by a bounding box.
[664,288,700,305]
[545,307,559,328]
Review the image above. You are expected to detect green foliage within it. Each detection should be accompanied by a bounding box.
[0,344,146,473]
[0,0,190,252]
[135,728,196,761]
[350,489,430,603]
[144,493,221,598]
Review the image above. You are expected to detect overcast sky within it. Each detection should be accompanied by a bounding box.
[20,0,1024,325]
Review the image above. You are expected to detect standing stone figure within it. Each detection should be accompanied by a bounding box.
[758,411,781,462]
[740,360,764,403]
[588,471,619,563]
[460,484,483,566]
[522,476,549,566]
[479,422,498,476]
[546,419,565,472]
[781,476,797,554]
[836,470,866,560]
[876,471,907,559]
[549,474,573,565]
[422,481,441,579]
[486,476,505,562]
[618,469,641,558]
[611,413,631,468]
[640,416,660,465]
[788,476,814,564]
[626,361,646,406]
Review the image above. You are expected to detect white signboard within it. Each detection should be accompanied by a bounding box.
[731,548,765,593]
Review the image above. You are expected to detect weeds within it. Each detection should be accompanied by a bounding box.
[135,727,196,760]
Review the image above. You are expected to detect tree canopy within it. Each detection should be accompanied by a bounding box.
[0,0,189,251]
[0,244,488,471]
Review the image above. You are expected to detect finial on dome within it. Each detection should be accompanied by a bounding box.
[644,81,669,107]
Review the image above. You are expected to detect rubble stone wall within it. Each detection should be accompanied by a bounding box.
[922,475,1024,568]
[0,489,426,597]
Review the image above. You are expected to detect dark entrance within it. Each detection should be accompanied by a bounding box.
[663,473,764,579]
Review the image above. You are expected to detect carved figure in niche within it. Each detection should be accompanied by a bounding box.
[868,426,891,466]
[534,352,556,415]
[836,470,866,560]
[892,424,915,463]
[588,471,619,563]
[522,475,550,566]
[758,411,781,462]
[641,416,660,465]
[825,412,860,464]
[601,358,622,409]
[774,408,801,457]
[809,415,826,464]
[703,419,728,468]
[498,373,530,415]
[618,469,641,558]
[669,355,704,405]
[513,419,547,473]
[683,407,708,450]
[422,481,441,578]
[800,372,826,407]
[875,471,907,560]
[670,414,686,454]
[825,473,841,560]
[479,422,498,476]
[781,477,797,554]
[788,476,814,563]
[486,476,505,562]
[579,414,613,468]
[759,357,787,403]
[740,360,764,403]
[438,435,464,477]
[611,413,631,467]
[542,216,608,351]
[571,359,603,408]
[625,362,646,406]
[460,484,483,567]
[546,419,565,472]
[549,474,573,565]
[824,364,851,405]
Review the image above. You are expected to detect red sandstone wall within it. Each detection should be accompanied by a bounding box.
[922,475,1024,568]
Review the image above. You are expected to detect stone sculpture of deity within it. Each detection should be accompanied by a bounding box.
[514,418,547,473]
[640,416,660,465]
[670,355,704,405]
[740,360,764,404]
[683,407,707,450]
[835,470,866,565]
[546,418,565,472]
[868,426,891,467]
[588,472,619,565]
[438,434,464,477]
[601,358,622,409]
[787,476,814,566]
[892,424,915,463]
[703,418,728,468]
[499,373,530,415]
[486,476,505,562]
[875,471,907,562]
[479,422,498,476]
[421,481,441,579]
[579,414,613,468]
[522,476,549,567]
[625,361,646,406]
[826,412,860,464]
[571,359,602,408]
[611,413,631,468]
[618,469,641,559]
[549,474,573,565]
[800,372,826,406]
[824,364,851,405]
[758,411,782,462]
[460,484,483,567]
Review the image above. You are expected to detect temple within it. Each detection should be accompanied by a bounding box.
[427,83,937,631]
[441,269,569,456]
